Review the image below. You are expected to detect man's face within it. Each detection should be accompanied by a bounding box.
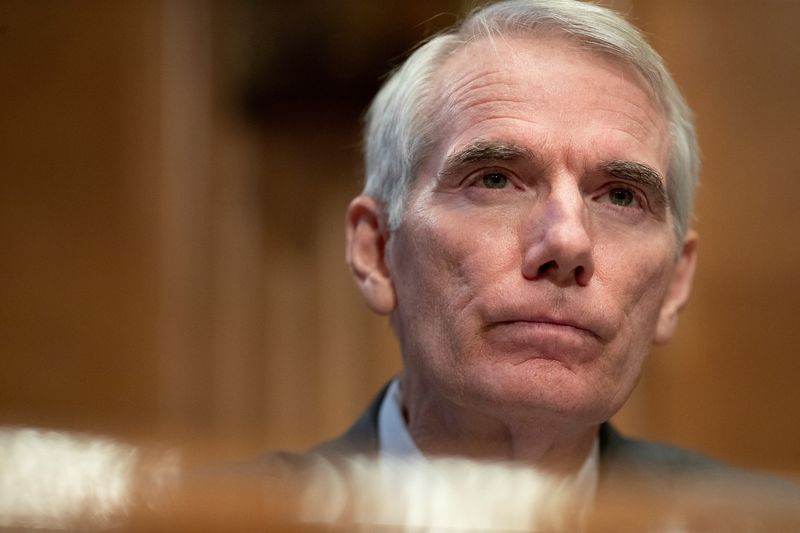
[375,36,695,427]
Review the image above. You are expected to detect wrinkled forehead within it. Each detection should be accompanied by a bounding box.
[443,29,661,96]
[427,33,667,145]
[409,33,673,194]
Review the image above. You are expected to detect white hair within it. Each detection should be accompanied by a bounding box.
[363,0,699,242]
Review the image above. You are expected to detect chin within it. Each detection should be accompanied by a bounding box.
[451,358,624,426]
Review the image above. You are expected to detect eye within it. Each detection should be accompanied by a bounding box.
[607,187,636,207]
[480,172,509,189]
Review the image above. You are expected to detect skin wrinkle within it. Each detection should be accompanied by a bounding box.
[435,69,532,136]
[445,67,513,97]
[595,107,656,144]
[445,98,534,130]
[616,103,662,135]
[557,54,669,153]
[599,87,665,126]
[578,51,667,124]
[612,89,666,129]
[589,95,668,146]
[440,71,523,113]
[604,125,661,152]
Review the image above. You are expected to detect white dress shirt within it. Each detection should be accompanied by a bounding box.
[376,378,599,517]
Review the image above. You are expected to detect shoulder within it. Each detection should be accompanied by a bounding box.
[598,423,799,498]
[599,422,722,473]
[232,384,388,478]
[595,424,800,528]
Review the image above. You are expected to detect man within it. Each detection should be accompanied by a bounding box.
[285,0,721,507]
[331,0,699,479]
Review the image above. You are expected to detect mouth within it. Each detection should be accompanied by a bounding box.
[488,317,602,342]
[483,319,603,362]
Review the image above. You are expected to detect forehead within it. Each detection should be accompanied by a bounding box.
[427,35,670,172]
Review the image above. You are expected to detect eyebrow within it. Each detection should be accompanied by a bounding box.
[438,140,536,179]
[601,160,668,209]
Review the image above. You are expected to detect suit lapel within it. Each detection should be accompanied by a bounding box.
[311,382,389,456]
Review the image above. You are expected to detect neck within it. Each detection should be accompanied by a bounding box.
[399,373,598,475]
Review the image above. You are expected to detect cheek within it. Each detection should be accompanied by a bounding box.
[387,218,464,351]
[388,211,520,355]
[631,256,675,320]
[597,236,675,314]
[391,219,464,307]
[587,257,675,415]
[396,208,518,297]
[595,241,676,380]
[451,221,520,289]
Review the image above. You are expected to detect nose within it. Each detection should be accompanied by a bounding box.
[521,183,594,287]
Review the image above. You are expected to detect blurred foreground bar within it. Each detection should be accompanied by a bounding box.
[1,428,799,532]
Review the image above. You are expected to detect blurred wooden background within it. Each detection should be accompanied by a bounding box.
[1,0,798,475]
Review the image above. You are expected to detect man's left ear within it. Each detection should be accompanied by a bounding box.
[654,230,699,345]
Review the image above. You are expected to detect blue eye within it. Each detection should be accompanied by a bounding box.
[608,188,635,206]
[481,173,508,189]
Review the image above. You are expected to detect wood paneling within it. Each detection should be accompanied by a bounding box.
[0,0,163,435]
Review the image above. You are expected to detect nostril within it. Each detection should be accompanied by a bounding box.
[574,265,584,278]
[538,260,557,275]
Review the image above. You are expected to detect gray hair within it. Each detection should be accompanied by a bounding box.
[363,0,699,242]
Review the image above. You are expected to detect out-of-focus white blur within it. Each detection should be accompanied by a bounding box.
[0,427,179,530]
[300,455,573,532]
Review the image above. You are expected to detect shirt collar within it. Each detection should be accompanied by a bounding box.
[377,378,422,458]
[376,377,599,510]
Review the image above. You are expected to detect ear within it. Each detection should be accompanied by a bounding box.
[654,230,698,345]
[345,195,396,315]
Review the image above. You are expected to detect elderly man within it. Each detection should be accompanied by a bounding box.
[301,0,712,505]
[330,0,697,472]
